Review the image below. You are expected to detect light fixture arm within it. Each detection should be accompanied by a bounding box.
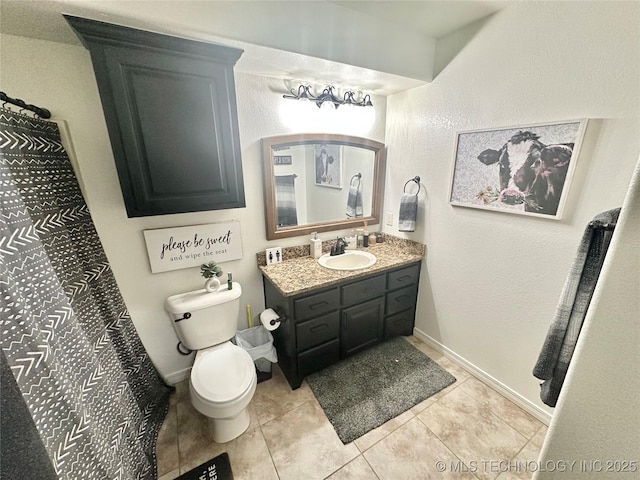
[283,84,315,101]
[282,84,373,108]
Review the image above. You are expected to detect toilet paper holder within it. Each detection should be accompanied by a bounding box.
[263,306,287,326]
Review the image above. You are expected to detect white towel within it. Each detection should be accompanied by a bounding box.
[398,193,418,232]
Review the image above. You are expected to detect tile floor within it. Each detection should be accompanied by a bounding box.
[157,336,547,480]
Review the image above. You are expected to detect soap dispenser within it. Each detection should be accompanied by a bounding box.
[310,232,322,259]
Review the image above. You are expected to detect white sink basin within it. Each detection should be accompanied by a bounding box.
[318,250,377,271]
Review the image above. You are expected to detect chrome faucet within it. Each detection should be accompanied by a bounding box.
[330,237,347,256]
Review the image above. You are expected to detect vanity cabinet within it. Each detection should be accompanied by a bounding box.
[65,15,246,217]
[262,261,421,389]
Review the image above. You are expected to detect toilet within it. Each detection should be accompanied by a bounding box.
[165,282,257,443]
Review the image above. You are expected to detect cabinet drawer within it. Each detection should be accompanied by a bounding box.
[384,309,415,339]
[298,339,340,378]
[341,275,385,307]
[387,264,420,290]
[296,312,340,352]
[386,285,418,316]
[294,288,339,322]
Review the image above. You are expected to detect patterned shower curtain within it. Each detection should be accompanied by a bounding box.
[0,108,171,479]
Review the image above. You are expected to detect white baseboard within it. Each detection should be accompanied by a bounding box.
[163,367,191,386]
[413,327,552,425]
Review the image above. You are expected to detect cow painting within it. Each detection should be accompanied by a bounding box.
[476,131,574,215]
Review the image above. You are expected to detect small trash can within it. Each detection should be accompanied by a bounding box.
[235,326,278,383]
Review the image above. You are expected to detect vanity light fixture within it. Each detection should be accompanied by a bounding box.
[283,84,373,109]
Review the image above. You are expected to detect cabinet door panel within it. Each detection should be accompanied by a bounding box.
[341,297,384,357]
[103,47,244,216]
[66,16,245,217]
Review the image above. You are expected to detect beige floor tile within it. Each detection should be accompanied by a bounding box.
[326,455,380,479]
[252,365,315,425]
[458,378,542,438]
[364,417,477,479]
[410,377,467,416]
[418,387,528,480]
[174,378,189,402]
[177,401,274,477]
[176,396,222,473]
[406,336,446,361]
[176,389,263,473]
[251,365,315,425]
[157,402,179,477]
[435,356,472,383]
[495,426,548,480]
[158,344,549,480]
[219,428,279,480]
[528,425,548,449]
[261,400,359,480]
[494,441,542,480]
[354,409,414,452]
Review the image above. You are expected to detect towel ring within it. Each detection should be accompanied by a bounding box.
[403,176,421,195]
[350,173,361,188]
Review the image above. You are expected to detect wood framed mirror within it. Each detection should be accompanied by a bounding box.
[262,134,386,240]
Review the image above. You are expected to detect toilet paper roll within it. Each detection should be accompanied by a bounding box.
[260,308,281,331]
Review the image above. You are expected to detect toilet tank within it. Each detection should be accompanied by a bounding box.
[165,283,242,351]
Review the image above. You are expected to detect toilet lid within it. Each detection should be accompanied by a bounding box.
[191,343,255,404]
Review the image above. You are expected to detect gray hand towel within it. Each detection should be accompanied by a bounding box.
[398,193,418,232]
[346,185,363,217]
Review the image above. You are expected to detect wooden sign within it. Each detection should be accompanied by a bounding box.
[143,222,243,273]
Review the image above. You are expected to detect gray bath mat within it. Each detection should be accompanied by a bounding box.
[307,337,456,444]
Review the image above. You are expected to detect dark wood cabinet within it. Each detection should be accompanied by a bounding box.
[262,262,421,389]
[66,15,246,217]
[341,297,384,357]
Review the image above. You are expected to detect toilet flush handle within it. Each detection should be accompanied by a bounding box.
[174,312,191,323]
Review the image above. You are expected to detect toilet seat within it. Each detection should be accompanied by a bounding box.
[190,342,255,404]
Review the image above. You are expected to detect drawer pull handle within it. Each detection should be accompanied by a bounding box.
[309,301,328,310]
[396,275,412,282]
[395,295,410,302]
[310,324,329,333]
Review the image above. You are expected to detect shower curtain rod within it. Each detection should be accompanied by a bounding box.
[0,91,51,119]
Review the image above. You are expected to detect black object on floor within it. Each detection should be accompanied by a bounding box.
[176,452,233,480]
[307,337,456,444]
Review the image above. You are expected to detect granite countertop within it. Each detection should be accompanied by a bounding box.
[258,235,425,296]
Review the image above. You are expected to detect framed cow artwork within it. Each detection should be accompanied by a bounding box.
[448,120,588,219]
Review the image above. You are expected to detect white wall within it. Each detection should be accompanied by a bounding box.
[384,1,639,418]
[0,33,386,383]
[535,158,639,477]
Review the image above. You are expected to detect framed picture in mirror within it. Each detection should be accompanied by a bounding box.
[274,155,292,165]
[315,144,342,188]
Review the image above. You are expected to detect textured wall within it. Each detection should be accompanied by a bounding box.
[384,1,639,418]
[535,158,639,475]
[0,33,386,382]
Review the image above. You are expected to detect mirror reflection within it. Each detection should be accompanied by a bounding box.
[262,134,386,240]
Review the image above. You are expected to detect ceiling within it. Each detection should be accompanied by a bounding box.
[0,1,506,95]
